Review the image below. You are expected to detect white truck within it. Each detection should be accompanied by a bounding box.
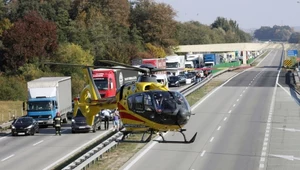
[166,55,185,76]
[186,54,203,68]
[26,77,72,127]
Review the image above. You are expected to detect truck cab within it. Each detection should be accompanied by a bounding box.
[27,97,58,126]
[93,69,115,98]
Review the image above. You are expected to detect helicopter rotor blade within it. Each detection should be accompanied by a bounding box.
[97,60,149,73]
[42,62,95,68]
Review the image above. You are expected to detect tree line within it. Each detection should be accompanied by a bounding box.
[254,25,300,43]
[0,0,251,101]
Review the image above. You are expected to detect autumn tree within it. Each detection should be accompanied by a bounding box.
[2,10,57,71]
[130,0,177,52]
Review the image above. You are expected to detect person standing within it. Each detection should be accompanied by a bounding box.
[53,112,62,136]
[102,109,111,130]
[113,109,120,131]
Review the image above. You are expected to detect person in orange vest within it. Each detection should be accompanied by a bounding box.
[53,112,62,135]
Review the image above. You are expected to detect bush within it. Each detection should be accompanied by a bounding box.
[0,76,27,101]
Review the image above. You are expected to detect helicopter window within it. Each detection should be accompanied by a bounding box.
[135,95,144,111]
[127,96,134,110]
[144,94,154,111]
[94,78,108,90]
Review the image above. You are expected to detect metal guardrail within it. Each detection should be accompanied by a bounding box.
[60,68,234,170]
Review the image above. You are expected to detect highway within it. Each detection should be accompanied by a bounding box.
[121,46,290,170]
[0,84,190,170]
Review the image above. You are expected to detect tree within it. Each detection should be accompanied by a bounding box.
[2,10,57,71]
[289,32,300,43]
[130,0,177,50]
[53,43,94,76]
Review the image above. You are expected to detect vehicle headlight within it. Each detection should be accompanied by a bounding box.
[11,125,15,129]
[26,125,33,129]
[48,115,52,119]
[72,119,75,123]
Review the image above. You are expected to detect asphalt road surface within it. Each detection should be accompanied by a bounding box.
[121,46,291,170]
[0,122,113,170]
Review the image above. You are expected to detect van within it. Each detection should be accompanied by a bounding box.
[155,74,168,88]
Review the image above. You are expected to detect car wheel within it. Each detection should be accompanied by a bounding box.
[71,129,76,133]
[36,128,39,133]
[31,130,35,136]
[12,133,16,136]
[98,126,101,130]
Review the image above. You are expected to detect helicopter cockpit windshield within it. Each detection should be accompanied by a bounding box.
[127,91,190,124]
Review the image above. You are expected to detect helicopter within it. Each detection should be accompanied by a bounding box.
[44,61,197,144]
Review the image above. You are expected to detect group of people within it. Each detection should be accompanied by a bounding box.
[101,108,121,131]
[52,108,121,136]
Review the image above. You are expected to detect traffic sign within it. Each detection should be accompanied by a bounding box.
[283,59,292,67]
[287,50,298,57]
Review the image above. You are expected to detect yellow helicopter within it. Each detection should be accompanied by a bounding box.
[45,61,197,143]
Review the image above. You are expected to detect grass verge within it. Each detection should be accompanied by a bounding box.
[0,101,24,124]
[86,69,244,170]
[251,51,270,66]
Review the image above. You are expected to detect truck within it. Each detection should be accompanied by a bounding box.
[26,77,72,127]
[142,58,166,74]
[165,55,185,76]
[92,68,139,98]
[203,53,221,67]
[186,54,203,68]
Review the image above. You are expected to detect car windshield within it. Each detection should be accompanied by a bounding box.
[169,76,179,81]
[15,118,33,124]
[28,101,53,111]
[94,78,108,90]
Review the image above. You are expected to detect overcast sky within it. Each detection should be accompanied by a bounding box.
[155,0,300,29]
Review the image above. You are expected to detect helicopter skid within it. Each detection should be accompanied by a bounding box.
[116,130,154,143]
[154,131,197,144]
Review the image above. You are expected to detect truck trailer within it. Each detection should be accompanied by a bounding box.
[142,58,166,74]
[166,55,185,76]
[203,54,221,67]
[92,68,139,98]
[186,54,203,68]
[26,77,72,127]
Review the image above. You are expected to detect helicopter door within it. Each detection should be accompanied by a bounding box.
[127,93,154,114]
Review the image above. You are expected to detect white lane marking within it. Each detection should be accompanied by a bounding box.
[33,140,44,146]
[191,66,254,110]
[259,164,264,168]
[256,50,273,66]
[249,83,251,86]
[233,104,236,107]
[0,136,9,141]
[240,94,243,97]
[228,110,232,113]
[260,157,265,162]
[246,87,248,89]
[210,137,214,142]
[124,66,256,170]
[1,154,14,162]
[243,90,245,93]
[237,99,239,102]
[200,150,206,157]
[223,117,227,121]
[259,64,280,169]
[42,130,112,170]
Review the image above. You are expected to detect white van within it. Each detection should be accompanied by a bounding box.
[156,74,168,88]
